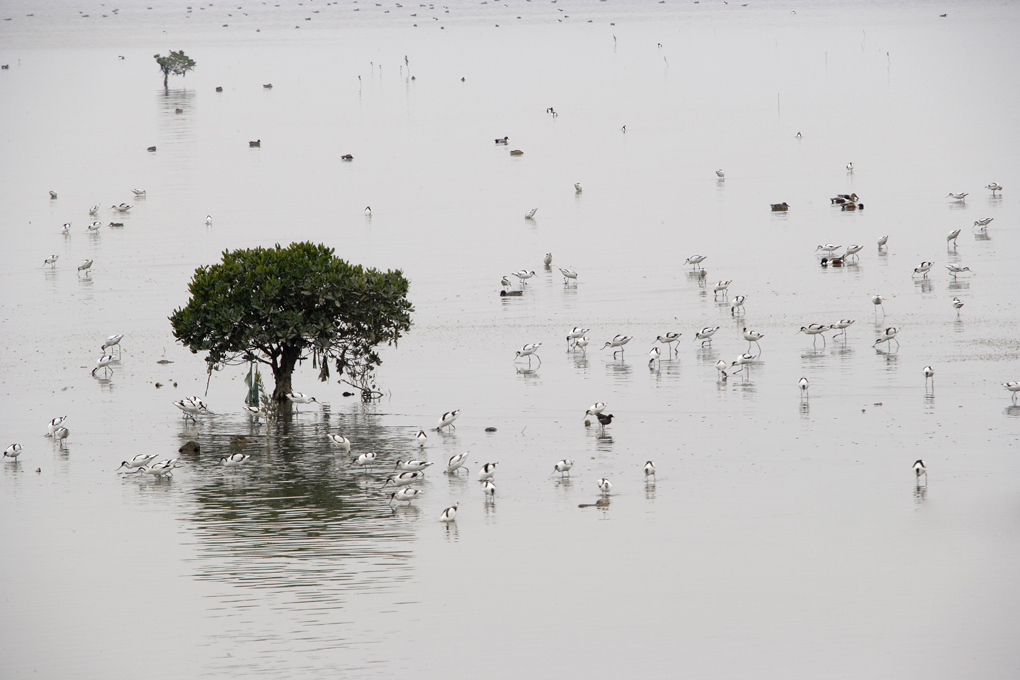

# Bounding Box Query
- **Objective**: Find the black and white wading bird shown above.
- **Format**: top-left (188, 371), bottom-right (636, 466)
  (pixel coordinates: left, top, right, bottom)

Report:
top-left (515, 343), bottom-right (542, 367)
top-left (695, 326), bottom-right (719, 347)
top-left (655, 332), bottom-right (681, 356)
top-left (602, 335), bottom-right (632, 359)
top-left (446, 452), bottom-right (469, 474)
top-left (437, 409), bottom-right (460, 431)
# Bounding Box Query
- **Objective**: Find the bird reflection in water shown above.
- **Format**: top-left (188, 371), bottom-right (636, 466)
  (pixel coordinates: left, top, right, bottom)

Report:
top-left (914, 482), bottom-right (927, 504)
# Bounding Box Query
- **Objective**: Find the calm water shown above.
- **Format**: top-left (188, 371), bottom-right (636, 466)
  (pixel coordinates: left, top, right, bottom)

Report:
top-left (2, 1), bottom-right (1020, 677)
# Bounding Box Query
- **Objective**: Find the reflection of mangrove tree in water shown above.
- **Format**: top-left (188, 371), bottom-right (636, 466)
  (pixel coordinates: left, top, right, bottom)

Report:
top-left (185, 420), bottom-right (418, 597)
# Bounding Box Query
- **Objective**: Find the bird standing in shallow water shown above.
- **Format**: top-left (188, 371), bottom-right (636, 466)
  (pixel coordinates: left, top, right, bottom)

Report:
top-left (946, 264), bottom-right (970, 279)
top-left (685, 255), bottom-right (707, 269)
top-left (478, 462), bottom-right (498, 481)
top-left (946, 192), bottom-right (968, 202)
top-left (327, 433), bottom-right (351, 453)
top-left (924, 365), bottom-right (935, 390)
top-left (116, 453), bottom-right (158, 471)
top-left (416, 430), bottom-right (428, 447)
top-left (602, 335), bottom-right (632, 359)
top-left (46, 416), bottom-right (68, 437)
top-left (913, 261), bottom-right (934, 278)
top-left (352, 452), bottom-right (377, 469)
top-left (874, 327), bottom-right (900, 349)
top-left (1004, 382), bottom-right (1020, 404)
top-left (440, 503), bottom-right (458, 522)
top-left (798, 324), bottom-right (830, 349)
top-left (43, 254), bottom-right (58, 268)
top-left (656, 332), bottom-right (681, 356)
top-left (730, 295), bottom-right (746, 316)
top-left (947, 229), bottom-right (961, 247)
top-left (512, 270), bottom-right (536, 286)
top-left (986, 182), bottom-right (1002, 194)
top-left (102, 334), bottom-right (124, 358)
top-left (447, 452), bottom-right (469, 474)
top-left (515, 343), bottom-right (542, 367)
top-left (644, 461), bottom-right (656, 478)
top-left (877, 235), bottom-right (889, 250)
top-left (559, 267), bottom-right (578, 285)
top-left (913, 460), bottom-right (927, 482)
top-left (389, 488), bottom-right (420, 506)
top-left (715, 360), bottom-right (728, 381)
top-left (567, 327), bottom-right (589, 349)
top-left (554, 460), bottom-right (573, 477)
top-left (742, 328), bottom-right (764, 354)
top-left (871, 295), bottom-right (886, 319)
top-left (78, 259), bottom-right (94, 277)
top-left (220, 453), bottom-right (251, 466)
top-left (695, 326), bottom-right (719, 347)
top-left (832, 319), bottom-right (855, 339)
top-left (597, 478), bottom-right (613, 495)
top-left (952, 297), bottom-right (964, 316)
top-left (92, 354), bottom-right (114, 376)
top-left (4, 443), bottom-right (23, 461)
top-left (396, 460), bottom-right (434, 472)
top-left (524, 208), bottom-right (538, 219)
top-left (595, 413), bottom-right (614, 434)
top-left (799, 377), bottom-right (809, 401)
top-left (437, 409), bottom-right (460, 431)
top-left (286, 392), bottom-right (319, 411)
top-left (482, 480), bottom-right (496, 502)
top-left (974, 217), bottom-right (993, 229)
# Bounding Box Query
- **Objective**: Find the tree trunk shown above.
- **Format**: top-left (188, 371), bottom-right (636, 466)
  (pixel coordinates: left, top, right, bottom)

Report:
top-left (271, 344), bottom-right (301, 404)
top-left (163, 71), bottom-right (169, 90)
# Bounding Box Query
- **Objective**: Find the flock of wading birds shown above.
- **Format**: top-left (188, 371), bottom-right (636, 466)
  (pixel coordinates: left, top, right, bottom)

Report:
top-left (7, 181), bottom-right (1018, 522)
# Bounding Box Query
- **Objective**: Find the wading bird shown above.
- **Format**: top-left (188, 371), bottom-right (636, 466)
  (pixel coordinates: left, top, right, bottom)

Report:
top-left (798, 324), bottom-right (830, 349)
top-left (602, 335), bottom-right (632, 359)
top-left (437, 409), bottom-right (460, 431)
top-left (695, 326), bottom-right (719, 347)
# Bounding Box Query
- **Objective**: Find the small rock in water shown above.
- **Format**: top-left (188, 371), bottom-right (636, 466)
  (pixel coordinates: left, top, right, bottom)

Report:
top-left (342, 391), bottom-right (355, 397)
top-left (484, 427), bottom-right (497, 432)
top-left (179, 441), bottom-right (201, 455)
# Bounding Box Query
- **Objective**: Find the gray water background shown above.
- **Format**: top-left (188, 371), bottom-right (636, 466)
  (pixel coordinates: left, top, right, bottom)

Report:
top-left (1, 0), bottom-right (1019, 677)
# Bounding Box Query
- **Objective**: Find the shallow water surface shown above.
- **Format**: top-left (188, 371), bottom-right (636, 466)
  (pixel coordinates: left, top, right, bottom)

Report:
top-left (1, 1), bottom-right (1019, 678)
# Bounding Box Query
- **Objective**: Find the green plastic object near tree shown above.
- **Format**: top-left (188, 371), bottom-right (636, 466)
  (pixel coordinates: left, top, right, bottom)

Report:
top-left (154, 50), bottom-right (196, 89)
top-left (170, 242), bottom-right (413, 404)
